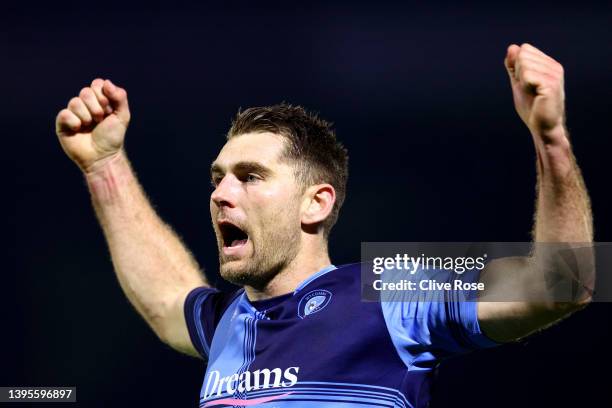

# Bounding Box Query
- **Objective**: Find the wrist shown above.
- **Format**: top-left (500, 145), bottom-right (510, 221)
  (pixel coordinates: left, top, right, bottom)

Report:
top-left (531, 123), bottom-right (569, 147)
top-left (532, 126), bottom-right (574, 179)
top-left (85, 149), bottom-right (133, 203)
top-left (83, 149), bottom-right (127, 176)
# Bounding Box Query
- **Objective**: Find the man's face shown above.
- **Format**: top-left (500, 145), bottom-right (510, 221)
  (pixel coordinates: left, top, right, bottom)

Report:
top-left (210, 132), bottom-right (303, 288)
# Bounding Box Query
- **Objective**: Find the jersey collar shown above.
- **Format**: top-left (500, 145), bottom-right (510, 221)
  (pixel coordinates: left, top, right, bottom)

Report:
top-left (293, 264), bottom-right (337, 294)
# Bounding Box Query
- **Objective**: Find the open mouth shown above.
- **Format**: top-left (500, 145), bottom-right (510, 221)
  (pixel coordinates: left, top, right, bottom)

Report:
top-left (219, 221), bottom-right (249, 248)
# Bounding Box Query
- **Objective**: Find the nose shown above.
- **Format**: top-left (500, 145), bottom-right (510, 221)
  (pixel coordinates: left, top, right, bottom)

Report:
top-left (211, 174), bottom-right (239, 208)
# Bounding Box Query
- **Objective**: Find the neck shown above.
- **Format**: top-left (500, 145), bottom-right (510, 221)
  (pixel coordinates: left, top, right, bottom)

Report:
top-left (244, 237), bottom-right (331, 301)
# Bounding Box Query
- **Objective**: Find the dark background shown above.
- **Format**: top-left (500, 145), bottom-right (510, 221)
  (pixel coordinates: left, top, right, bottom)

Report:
top-left (6, 1), bottom-right (611, 407)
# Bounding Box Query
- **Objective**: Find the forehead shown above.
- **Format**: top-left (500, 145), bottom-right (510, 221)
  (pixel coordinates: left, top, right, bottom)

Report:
top-left (214, 132), bottom-right (287, 168)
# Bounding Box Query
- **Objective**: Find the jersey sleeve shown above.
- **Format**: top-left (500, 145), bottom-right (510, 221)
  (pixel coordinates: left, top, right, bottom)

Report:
top-left (183, 287), bottom-right (240, 360)
top-left (380, 266), bottom-right (499, 368)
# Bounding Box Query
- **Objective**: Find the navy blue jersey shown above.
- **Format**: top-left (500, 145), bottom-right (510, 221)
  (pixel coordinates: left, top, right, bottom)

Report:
top-left (185, 263), bottom-right (497, 407)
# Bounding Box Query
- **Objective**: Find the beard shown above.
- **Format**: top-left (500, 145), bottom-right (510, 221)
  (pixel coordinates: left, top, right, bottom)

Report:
top-left (217, 214), bottom-right (302, 290)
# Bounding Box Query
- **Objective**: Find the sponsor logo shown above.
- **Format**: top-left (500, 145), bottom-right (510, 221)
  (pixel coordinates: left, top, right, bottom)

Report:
top-left (297, 289), bottom-right (332, 318)
top-left (202, 367), bottom-right (299, 400)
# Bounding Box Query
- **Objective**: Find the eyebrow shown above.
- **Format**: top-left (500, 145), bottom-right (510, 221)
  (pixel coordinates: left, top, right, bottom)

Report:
top-left (210, 161), bottom-right (273, 178)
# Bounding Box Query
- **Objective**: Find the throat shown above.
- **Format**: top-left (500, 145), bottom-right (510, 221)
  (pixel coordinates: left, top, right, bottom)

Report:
top-left (244, 255), bottom-right (333, 301)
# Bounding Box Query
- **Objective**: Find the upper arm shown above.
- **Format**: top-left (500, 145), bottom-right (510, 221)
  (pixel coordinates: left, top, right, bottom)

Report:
top-left (477, 257), bottom-right (591, 343)
top-left (161, 286), bottom-right (238, 359)
top-left (478, 299), bottom-right (590, 343)
top-left (155, 286), bottom-right (206, 358)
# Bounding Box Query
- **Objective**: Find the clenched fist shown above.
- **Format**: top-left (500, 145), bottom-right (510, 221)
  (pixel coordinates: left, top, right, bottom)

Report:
top-left (505, 43), bottom-right (567, 144)
top-left (56, 78), bottom-right (130, 173)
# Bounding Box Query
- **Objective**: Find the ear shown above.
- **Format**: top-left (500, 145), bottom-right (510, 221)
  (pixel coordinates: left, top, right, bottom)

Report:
top-left (300, 184), bottom-right (336, 229)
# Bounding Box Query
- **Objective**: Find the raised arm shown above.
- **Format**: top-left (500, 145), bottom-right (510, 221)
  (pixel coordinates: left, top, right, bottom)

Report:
top-left (477, 44), bottom-right (594, 342)
top-left (56, 79), bottom-right (207, 356)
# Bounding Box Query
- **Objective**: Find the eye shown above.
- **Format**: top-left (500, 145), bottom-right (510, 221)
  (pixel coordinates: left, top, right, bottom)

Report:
top-left (211, 175), bottom-right (223, 187)
top-left (245, 173), bottom-right (261, 183)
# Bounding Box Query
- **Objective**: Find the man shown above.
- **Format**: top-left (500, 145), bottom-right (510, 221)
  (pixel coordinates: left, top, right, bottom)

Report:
top-left (55, 43), bottom-right (593, 407)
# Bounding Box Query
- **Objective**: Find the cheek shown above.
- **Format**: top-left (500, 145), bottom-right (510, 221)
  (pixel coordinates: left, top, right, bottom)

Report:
top-left (262, 186), bottom-right (299, 211)
top-left (252, 190), bottom-right (300, 225)
top-left (209, 199), bottom-right (217, 217)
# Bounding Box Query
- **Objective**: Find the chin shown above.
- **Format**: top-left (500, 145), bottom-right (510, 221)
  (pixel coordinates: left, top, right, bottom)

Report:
top-left (219, 259), bottom-right (254, 285)
top-left (219, 257), bottom-right (282, 289)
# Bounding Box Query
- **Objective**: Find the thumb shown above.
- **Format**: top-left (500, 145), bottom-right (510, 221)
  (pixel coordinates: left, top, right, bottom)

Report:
top-left (504, 44), bottom-right (521, 83)
top-left (102, 79), bottom-right (131, 125)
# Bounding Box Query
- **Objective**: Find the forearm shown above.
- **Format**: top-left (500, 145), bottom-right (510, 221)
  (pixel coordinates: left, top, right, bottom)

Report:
top-left (86, 150), bottom-right (207, 339)
top-left (528, 126), bottom-right (594, 309)
top-left (479, 44), bottom-right (595, 342)
top-left (532, 126), bottom-right (593, 243)
top-left (479, 128), bottom-right (594, 342)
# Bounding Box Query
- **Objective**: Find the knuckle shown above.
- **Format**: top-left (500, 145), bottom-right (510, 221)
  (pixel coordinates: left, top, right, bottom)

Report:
top-left (518, 57), bottom-right (530, 68)
top-left (79, 87), bottom-right (92, 99)
top-left (57, 109), bottom-right (70, 121)
top-left (517, 55), bottom-right (528, 66)
top-left (68, 97), bottom-right (81, 109)
top-left (91, 104), bottom-right (104, 115)
top-left (557, 64), bottom-right (564, 74)
top-left (523, 72), bottom-right (537, 82)
top-left (57, 110), bottom-right (78, 128)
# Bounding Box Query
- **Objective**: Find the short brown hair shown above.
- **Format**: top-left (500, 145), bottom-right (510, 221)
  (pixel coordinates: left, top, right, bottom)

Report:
top-left (227, 103), bottom-right (349, 236)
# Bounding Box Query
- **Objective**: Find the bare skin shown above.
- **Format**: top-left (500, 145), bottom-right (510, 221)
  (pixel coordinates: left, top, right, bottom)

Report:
top-left (209, 131), bottom-right (335, 300)
top-left (477, 44), bottom-right (593, 342)
top-left (55, 43), bottom-right (593, 357)
top-left (56, 81), bottom-right (335, 357)
top-left (56, 79), bottom-right (206, 356)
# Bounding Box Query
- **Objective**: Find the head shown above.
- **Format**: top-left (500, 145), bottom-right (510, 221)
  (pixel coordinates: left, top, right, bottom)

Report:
top-left (210, 104), bottom-right (349, 289)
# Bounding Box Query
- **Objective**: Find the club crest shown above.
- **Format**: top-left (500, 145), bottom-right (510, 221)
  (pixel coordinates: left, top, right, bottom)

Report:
top-left (297, 289), bottom-right (332, 319)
